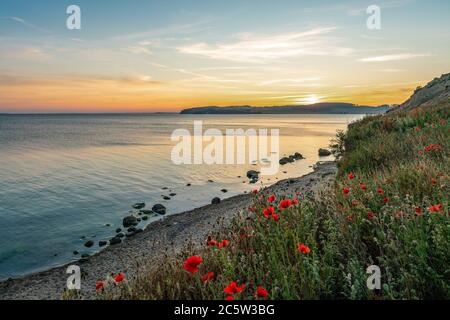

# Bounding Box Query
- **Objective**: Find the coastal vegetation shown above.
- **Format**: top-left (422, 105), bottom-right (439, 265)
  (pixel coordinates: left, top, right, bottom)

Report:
top-left (95, 101), bottom-right (449, 300)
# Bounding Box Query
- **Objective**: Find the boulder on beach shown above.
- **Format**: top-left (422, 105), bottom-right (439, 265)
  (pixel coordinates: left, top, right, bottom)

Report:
top-left (99, 241), bottom-right (107, 247)
top-left (123, 215), bottom-right (139, 228)
top-left (116, 232), bottom-right (125, 238)
top-left (279, 157), bottom-right (289, 165)
top-left (318, 148), bottom-right (332, 156)
top-left (293, 152), bottom-right (304, 160)
top-left (132, 203), bottom-right (145, 210)
top-left (115, 228), bottom-right (122, 233)
top-left (211, 197), bottom-right (221, 205)
top-left (84, 240), bottom-right (94, 248)
top-left (109, 237), bottom-right (122, 245)
top-left (246, 170), bottom-right (259, 180)
top-left (152, 204), bottom-right (167, 215)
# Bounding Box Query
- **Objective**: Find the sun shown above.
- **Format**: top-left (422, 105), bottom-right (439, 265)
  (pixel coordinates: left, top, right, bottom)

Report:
top-left (304, 95), bottom-right (320, 104)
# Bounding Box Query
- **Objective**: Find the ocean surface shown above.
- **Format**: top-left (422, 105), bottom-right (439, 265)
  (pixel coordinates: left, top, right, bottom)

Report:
top-left (0, 114), bottom-right (363, 280)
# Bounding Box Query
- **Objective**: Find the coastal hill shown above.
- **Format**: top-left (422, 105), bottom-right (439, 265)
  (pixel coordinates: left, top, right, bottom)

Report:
top-left (395, 72), bottom-right (450, 111)
top-left (180, 102), bottom-right (389, 115)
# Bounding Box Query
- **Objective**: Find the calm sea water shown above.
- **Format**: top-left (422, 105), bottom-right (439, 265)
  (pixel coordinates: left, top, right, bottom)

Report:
top-left (0, 114), bottom-right (362, 279)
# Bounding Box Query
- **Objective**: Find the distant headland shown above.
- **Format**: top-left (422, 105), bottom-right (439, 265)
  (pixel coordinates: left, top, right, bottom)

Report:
top-left (180, 102), bottom-right (390, 115)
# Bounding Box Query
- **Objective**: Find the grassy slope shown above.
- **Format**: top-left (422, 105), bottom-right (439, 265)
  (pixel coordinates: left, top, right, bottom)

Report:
top-left (101, 103), bottom-right (449, 300)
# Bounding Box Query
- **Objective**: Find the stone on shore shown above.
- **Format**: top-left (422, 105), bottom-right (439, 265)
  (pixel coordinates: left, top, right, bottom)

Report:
top-left (109, 237), bottom-right (122, 245)
top-left (318, 148), bottom-right (332, 156)
top-left (99, 241), bottom-right (107, 247)
top-left (132, 203), bottom-right (145, 210)
top-left (84, 240), bottom-right (94, 248)
top-left (123, 216), bottom-right (139, 228)
top-left (211, 197), bottom-right (221, 205)
top-left (152, 204), bottom-right (166, 215)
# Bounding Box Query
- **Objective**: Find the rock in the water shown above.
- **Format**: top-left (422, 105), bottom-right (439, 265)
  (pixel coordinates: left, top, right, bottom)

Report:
top-left (293, 152), bottom-right (304, 160)
top-left (162, 196), bottom-right (171, 200)
top-left (169, 193), bottom-right (177, 197)
top-left (109, 237), bottom-right (122, 245)
top-left (73, 250), bottom-right (79, 255)
top-left (127, 227), bottom-right (137, 233)
top-left (279, 157), bottom-right (289, 165)
top-left (186, 183), bottom-right (191, 186)
top-left (123, 215), bottom-right (138, 228)
top-left (162, 187), bottom-right (168, 190)
top-left (140, 210), bottom-right (153, 215)
top-left (211, 197), bottom-right (221, 205)
top-left (81, 253), bottom-right (90, 259)
top-left (115, 228), bottom-right (122, 233)
top-left (132, 203), bottom-right (146, 210)
top-left (142, 216), bottom-right (149, 221)
top-left (84, 240), bottom-right (94, 248)
top-left (246, 170), bottom-right (259, 180)
top-left (318, 148), bottom-right (332, 156)
top-left (152, 204), bottom-right (167, 215)
top-left (116, 232), bottom-right (125, 238)
top-left (99, 241), bottom-right (107, 247)
top-left (221, 189), bottom-right (228, 193)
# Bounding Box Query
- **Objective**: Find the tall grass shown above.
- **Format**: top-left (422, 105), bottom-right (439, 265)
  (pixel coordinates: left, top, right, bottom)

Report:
top-left (100, 103), bottom-right (449, 300)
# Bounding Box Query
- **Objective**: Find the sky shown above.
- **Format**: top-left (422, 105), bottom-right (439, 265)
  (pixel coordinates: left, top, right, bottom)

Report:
top-left (0, 0), bottom-right (449, 113)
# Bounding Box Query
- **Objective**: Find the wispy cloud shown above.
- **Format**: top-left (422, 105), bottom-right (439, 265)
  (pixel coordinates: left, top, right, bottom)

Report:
top-left (258, 77), bottom-right (322, 86)
top-left (359, 53), bottom-right (431, 62)
top-left (4, 16), bottom-right (49, 33)
top-left (178, 27), bottom-right (353, 62)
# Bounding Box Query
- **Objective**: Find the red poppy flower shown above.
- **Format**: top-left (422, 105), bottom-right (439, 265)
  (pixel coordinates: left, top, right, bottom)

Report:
top-left (252, 189), bottom-right (258, 194)
top-left (183, 255), bottom-right (203, 273)
top-left (201, 272), bottom-right (215, 282)
top-left (296, 243), bottom-right (311, 254)
top-left (115, 272), bottom-right (125, 283)
top-left (279, 199), bottom-right (292, 210)
top-left (418, 151), bottom-right (424, 156)
top-left (219, 240), bottom-right (230, 248)
top-left (225, 296), bottom-right (235, 301)
top-left (207, 240), bottom-right (217, 246)
top-left (367, 212), bottom-right (375, 220)
top-left (342, 187), bottom-right (350, 195)
top-left (263, 206), bottom-right (275, 218)
top-left (428, 204), bottom-right (443, 213)
top-left (348, 172), bottom-right (355, 180)
top-left (415, 207), bottom-right (423, 216)
top-left (96, 280), bottom-right (105, 291)
top-left (293, 198), bottom-right (299, 205)
top-left (377, 188), bottom-right (384, 195)
top-left (359, 183), bottom-right (367, 191)
top-left (272, 214), bottom-right (280, 222)
top-left (224, 281), bottom-right (246, 295)
top-left (256, 286), bottom-right (269, 298)
top-left (267, 195), bottom-right (275, 203)
top-left (346, 215), bottom-right (354, 222)
top-left (383, 197), bottom-right (389, 204)
top-left (431, 178), bottom-right (438, 184)
top-left (424, 144), bottom-right (442, 152)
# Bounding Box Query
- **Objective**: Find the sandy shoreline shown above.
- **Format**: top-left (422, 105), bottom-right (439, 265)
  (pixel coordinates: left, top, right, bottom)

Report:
top-left (0, 161), bottom-right (337, 300)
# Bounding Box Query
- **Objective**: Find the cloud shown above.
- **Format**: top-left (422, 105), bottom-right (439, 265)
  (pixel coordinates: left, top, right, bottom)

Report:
top-left (122, 46), bottom-right (152, 55)
top-left (5, 16), bottom-right (50, 33)
top-left (359, 53), bottom-right (431, 62)
top-left (177, 27), bottom-right (353, 62)
top-left (258, 77), bottom-right (322, 86)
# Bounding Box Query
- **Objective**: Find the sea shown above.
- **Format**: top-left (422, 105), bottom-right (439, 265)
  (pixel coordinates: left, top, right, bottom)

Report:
top-left (0, 113), bottom-right (363, 279)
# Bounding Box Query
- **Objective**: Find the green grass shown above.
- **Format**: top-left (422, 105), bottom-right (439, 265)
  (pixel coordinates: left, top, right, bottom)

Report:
top-left (99, 103), bottom-right (450, 300)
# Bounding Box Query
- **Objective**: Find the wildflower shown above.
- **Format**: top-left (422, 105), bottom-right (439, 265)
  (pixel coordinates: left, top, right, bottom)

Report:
top-left (346, 215), bottom-right (354, 222)
top-left (293, 198), bottom-right (299, 205)
top-left (296, 243), bottom-right (311, 254)
top-left (224, 281), bottom-right (246, 295)
top-left (418, 151), bottom-right (424, 156)
top-left (367, 212), bottom-right (375, 220)
top-left (352, 199), bottom-right (359, 207)
top-left (377, 188), bottom-right (385, 195)
top-left (183, 255), bottom-right (203, 273)
top-left (96, 280), bottom-right (105, 291)
top-left (201, 272), bottom-right (215, 282)
top-left (263, 206), bottom-right (275, 218)
top-left (252, 189), bottom-right (258, 194)
top-left (279, 199), bottom-right (292, 210)
top-left (218, 240), bottom-right (230, 248)
top-left (415, 207), bottom-right (423, 216)
top-left (267, 195), bottom-right (275, 203)
top-left (383, 197), bottom-right (389, 204)
top-left (272, 214), bottom-right (280, 222)
top-left (428, 204), bottom-right (443, 213)
top-left (115, 272), bottom-right (125, 283)
top-left (342, 187), bottom-right (350, 195)
top-left (256, 286), bottom-right (269, 298)
top-left (359, 183), bottom-right (367, 191)
top-left (348, 172), bottom-right (355, 180)
top-left (225, 296), bottom-right (235, 301)
top-left (431, 178), bottom-right (438, 184)
top-left (424, 144), bottom-right (442, 152)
